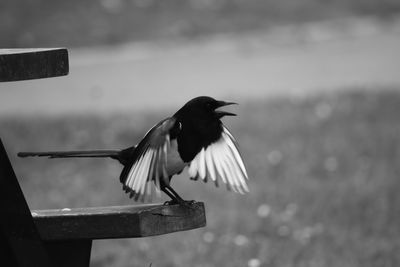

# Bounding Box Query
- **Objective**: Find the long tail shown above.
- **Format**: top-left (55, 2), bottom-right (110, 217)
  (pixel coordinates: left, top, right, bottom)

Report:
top-left (18, 150), bottom-right (121, 159)
top-left (18, 146), bottom-right (136, 166)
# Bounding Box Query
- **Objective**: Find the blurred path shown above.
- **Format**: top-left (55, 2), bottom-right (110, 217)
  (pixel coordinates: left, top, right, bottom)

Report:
top-left (1, 20), bottom-right (400, 115)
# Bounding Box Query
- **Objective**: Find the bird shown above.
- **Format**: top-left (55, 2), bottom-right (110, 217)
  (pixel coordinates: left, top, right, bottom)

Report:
top-left (18, 96), bottom-right (249, 205)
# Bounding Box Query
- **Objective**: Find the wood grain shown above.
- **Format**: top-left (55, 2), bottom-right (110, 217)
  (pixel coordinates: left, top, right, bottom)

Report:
top-left (0, 48), bottom-right (69, 82)
top-left (33, 202), bottom-right (206, 241)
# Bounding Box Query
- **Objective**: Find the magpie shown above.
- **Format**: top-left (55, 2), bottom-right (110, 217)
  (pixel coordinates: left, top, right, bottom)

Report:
top-left (18, 96), bottom-right (249, 205)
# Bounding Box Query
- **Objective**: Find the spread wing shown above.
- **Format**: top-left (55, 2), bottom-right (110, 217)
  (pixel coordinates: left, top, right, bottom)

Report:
top-left (188, 126), bottom-right (249, 194)
top-left (120, 117), bottom-right (177, 201)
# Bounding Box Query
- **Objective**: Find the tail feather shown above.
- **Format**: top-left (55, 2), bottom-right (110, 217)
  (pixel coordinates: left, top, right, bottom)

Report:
top-left (18, 150), bottom-right (121, 159)
top-left (18, 146), bottom-right (136, 166)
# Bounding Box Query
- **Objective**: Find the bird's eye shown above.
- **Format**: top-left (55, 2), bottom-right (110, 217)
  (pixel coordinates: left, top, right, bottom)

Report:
top-left (205, 102), bottom-right (212, 109)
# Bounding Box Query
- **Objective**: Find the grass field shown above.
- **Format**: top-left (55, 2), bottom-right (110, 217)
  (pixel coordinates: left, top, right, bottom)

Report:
top-left (2, 0), bottom-right (400, 47)
top-left (1, 90), bottom-right (399, 267)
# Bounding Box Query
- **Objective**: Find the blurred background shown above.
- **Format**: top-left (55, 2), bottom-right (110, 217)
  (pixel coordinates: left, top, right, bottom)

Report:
top-left (1, 0), bottom-right (400, 266)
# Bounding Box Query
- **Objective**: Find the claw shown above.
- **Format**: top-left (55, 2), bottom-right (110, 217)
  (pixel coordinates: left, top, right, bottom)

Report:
top-left (163, 199), bottom-right (179, 206)
top-left (179, 200), bottom-right (196, 210)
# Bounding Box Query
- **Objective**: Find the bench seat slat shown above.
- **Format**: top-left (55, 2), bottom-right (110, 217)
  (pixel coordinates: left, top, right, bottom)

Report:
top-left (33, 203), bottom-right (206, 241)
top-left (0, 48), bottom-right (69, 82)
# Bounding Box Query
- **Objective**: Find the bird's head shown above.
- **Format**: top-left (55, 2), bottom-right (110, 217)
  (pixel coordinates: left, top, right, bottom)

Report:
top-left (175, 96), bottom-right (237, 122)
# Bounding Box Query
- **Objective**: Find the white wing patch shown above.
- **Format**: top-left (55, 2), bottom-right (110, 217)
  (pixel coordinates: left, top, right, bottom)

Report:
top-left (188, 126), bottom-right (249, 194)
top-left (123, 119), bottom-right (174, 201)
top-left (124, 135), bottom-right (186, 201)
top-left (124, 145), bottom-right (167, 200)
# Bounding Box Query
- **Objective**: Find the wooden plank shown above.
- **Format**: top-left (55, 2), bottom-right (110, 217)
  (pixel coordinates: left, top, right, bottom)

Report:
top-left (0, 139), bottom-right (52, 266)
top-left (44, 240), bottom-right (92, 267)
top-left (0, 48), bottom-right (69, 82)
top-left (33, 203), bottom-right (206, 241)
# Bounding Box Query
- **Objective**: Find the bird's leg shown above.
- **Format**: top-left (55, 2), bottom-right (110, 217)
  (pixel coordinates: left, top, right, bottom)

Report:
top-left (165, 185), bottom-right (195, 206)
top-left (165, 185), bottom-right (184, 201)
top-left (161, 185), bottom-right (195, 208)
top-left (161, 186), bottom-right (180, 205)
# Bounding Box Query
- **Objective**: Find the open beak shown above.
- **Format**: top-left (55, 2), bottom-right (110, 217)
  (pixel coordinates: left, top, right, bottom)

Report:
top-left (215, 101), bottom-right (237, 118)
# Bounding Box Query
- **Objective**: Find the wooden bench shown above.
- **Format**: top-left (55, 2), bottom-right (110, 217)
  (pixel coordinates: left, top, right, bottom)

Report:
top-left (0, 48), bottom-right (206, 267)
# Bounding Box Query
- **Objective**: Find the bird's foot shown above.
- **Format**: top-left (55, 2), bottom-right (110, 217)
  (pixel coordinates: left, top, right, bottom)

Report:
top-left (163, 199), bottom-right (179, 206)
top-left (163, 199), bottom-right (196, 209)
top-left (178, 199), bottom-right (196, 209)
top-left (183, 200), bottom-right (196, 205)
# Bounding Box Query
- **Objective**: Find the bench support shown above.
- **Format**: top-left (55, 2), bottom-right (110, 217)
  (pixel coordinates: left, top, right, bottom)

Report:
top-left (44, 240), bottom-right (92, 267)
top-left (0, 139), bottom-right (52, 266)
